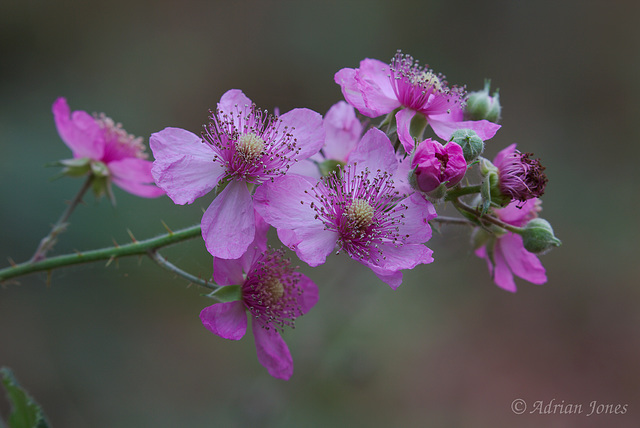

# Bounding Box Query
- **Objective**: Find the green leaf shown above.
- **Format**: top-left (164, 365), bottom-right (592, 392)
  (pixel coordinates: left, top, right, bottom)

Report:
top-left (1, 367), bottom-right (50, 428)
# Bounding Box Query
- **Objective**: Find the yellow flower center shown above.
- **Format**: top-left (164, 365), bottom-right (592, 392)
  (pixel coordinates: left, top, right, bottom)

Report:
top-left (264, 276), bottom-right (284, 303)
top-left (346, 198), bottom-right (375, 230)
top-left (236, 132), bottom-right (265, 161)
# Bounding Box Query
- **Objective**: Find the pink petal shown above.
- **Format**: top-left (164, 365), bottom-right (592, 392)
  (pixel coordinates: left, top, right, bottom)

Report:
top-left (368, 242), bottom-right (434, 274)
top-left (253, 176), bottom-right (318, 230)
top-left (335, 68), bottom-right (376, 117)
top-left (348, 128), bottom-right (398, 175)
top-left (499, 233), bottom-right (547, 285)
top-left (202, 180), bottom-right (255, 259)
top-left (496, 197), bottom-right (539, 226)
top-left (322, 101), bottom-right (362, 162)
top-left (150, 127), bottom-right (224, 205)
top-left (252, 320), bottom-right (294, 380)
top-left (52, 97), bottom-right (104, 159)
top-left (356, 58), bottom-right (401, 115)
top-left (200, 301), bottom-right (247, 340)
top-left (369, 266), bottom-right (403, 290)
top-left (108, 158), bottom-right (165, 198)
top-left (295, 274), bottom-right (319, 315)
top-left (395, 108), bottom-right (418, 152)
top-left (213, 257), bottom-right (245, 286)
top-left (218, 89), bottom-right (253, 129)
top-left (491, 240), bottom-right (518, 292)
top-left (396, 193), bottom-right (437, 243)
top-left (429, 117), bottom-right (501, 141)
top-left (292, 225), bottom-right (338, 267)
top-left (278, 108), bottom-right (325, 160)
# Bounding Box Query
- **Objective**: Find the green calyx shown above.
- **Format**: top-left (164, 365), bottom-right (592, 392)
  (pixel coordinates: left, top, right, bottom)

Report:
top-left (449, 129), bottom-right (485, 162)
top-left (519, 218), bottom-right (562, 254)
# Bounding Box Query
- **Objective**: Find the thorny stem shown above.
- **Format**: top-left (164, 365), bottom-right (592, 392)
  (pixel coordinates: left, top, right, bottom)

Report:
top-left (1, 224), bottom-right (202, 283)
top-left (147, 250), bottom-right (221, 295)
top-left (30, 175), bottom-right (94, 263)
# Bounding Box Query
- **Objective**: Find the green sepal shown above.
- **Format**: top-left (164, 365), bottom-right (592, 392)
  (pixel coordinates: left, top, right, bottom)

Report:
top-left (519, 218), bottom-right (562, 254)
top-left (90, 161), bottom-right (110, 178)
top-left (318, 159), bottom-right (345, 177)
top-left (1, 367), bottom-right (50, 428)
top-left (59, 157), bottom-right (92, 177)
top-left (209, 285), bottom-right (242, 303)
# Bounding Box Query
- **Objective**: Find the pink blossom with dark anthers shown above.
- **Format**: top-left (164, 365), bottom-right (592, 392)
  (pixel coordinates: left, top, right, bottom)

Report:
top-left (475, 198), bottom-right (547, 292)
top-left (254, 128), bottom-right (436, 289)
top-left (334, 51), bottom-right (501, 151)
top-left (411, 138), bottom-right (467, 193)
top-left (150, 89), bottom-right (324, 259)
top-left (494, 143), bottom-right (547, 203)
top-left (200, 216), bottom-right (318, 380)
top-left (52, 97), bottom-right (164, 198)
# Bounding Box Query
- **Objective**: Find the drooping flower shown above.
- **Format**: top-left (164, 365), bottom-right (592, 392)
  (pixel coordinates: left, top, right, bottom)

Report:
top-left (52, 97), bottom-right (165, 199)
top-left (254, 128), bottom-right (436, 289)
top-left (334, 51), bottom-right (501, 151)
top-left (493, 143), bottom-right (547, 203)
top-left (200, 215), bottom-right (318, 380)
top-left (150, 89), bottom-right (324, 259)
top-left (474, 198), bottom-right (547, 292)
top-left (411, 138), bottom-right (467, 193)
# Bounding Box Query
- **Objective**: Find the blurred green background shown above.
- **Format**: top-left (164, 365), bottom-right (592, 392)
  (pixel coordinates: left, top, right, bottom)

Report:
top-left (1, 1), bottom-right (639, 427)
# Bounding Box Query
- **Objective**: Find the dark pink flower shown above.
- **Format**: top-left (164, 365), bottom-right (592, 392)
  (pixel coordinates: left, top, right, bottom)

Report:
top-left (254, 128), bottom-right (436, 289)
top-left (52, 97), bottom-right (164, 198)
top-left (200, 216), bottom-right (318, 380)
top-left (475, 199), bottom-right (547, 292)
top-left (411, 138), bottom-right (467, 193)
top-left (334, 52), bottom-right (501, 151)
top-left (150, 90), bottom-right (324, 259)
top-left (494, 143), bottom-right (547, 203)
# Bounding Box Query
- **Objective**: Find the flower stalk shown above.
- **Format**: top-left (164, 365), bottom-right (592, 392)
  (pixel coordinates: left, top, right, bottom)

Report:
top-left (1, 225), bottom-right (202, 283)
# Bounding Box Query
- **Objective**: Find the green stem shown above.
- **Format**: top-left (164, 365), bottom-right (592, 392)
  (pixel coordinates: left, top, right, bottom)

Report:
top-left (1, 224), bottom-right (202, 283)
top-left (452, 200), bottom-right (523, 234)
top-left (430, 216), bottom-right (474, 226)
top-left (147, 250), bottom-right (221, 294)
top-left (444, 184), bottom-right (482, 201)
top-left (30, 175), bottom-right (94, 262)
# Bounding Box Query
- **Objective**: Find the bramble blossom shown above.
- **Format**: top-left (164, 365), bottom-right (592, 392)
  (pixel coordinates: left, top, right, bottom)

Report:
top-left (334, 51), bottom-right (501, 151)
top-left (411, 138), bottom-right (467, 193)
top-left (493, 143), bottom-right (547, 203)
top-left (474, 198), bottom-right (547, 292)
top-left (52, 97), bottom-right (164, 199)
top-left (150, 90), bottom-right (324, 259)
top-left (200, 215), bottom-right (318, 380)
top-left (254, 128), bottom-right (436, 289)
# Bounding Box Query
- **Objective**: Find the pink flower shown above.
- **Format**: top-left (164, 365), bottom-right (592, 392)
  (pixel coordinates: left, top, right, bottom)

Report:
top-left (475, 199), bottom-right (547, 292)
top-left (494, 143), bottom-right (547, 203)
top-left (200, 215), bottom-right (318, 380)
top-left (334, 51), bottom-right (501, 151)
top-left (411, 138), bottom-right (467, 193)
top-left (150, 89), bottom-right (324, 259)
top-left (254, 128), bottom-right (436, 289)
top-left (52, 97), bottom-right (164, 198)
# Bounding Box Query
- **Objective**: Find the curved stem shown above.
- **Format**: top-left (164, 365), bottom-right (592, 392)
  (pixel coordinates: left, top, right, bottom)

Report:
top-left (147, 250), bottom-right (220, 293)
top-left (30, 175), bottom-right (94, 262)
top-left (430, 216), bottom-right (474, 226)
top-left (444, 184), bottom-right (482, 201)
top-left (452, 200), bottom-right (523, 234)
top-left (1, 224), bottom-right (202, 283)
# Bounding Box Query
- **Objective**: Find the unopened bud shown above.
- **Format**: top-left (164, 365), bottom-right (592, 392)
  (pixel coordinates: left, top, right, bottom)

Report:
top-left (449, 129), bottom-right (485, 162)
top-left (465, 79), bottom-right (501, 123)
top-left (520, 218), bottom-right (561, 254)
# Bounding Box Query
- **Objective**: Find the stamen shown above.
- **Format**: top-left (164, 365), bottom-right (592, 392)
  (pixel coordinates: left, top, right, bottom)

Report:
top-left (346, 198), bottom-right (374, 230)
top-left (236, 132), bottom-right (265, 161)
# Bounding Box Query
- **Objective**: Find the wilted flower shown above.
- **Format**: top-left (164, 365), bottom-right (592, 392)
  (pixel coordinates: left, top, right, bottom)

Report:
top-left (494, 143), bottom-right (547, 203)
top-left (474, 198), bottom-right (547, 292)
top-left (52, 97), bottom-right (164, 200)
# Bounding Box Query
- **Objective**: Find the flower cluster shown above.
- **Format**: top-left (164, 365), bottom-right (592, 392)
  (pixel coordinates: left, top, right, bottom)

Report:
top-left (44, 51), bottom-right (558, 379)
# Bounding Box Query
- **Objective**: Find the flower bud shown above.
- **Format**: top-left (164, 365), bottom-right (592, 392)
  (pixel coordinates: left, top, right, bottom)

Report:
top-left (465, 79), bottom-right (501, 123)
top-left (449, 129), bottom-right (485, 162)
top-left (520, 218), bottom-right (561, 254)
top-left (410, 138), bottom-right (467, 193)
top-left (494, 144), bottom-right (547, 203)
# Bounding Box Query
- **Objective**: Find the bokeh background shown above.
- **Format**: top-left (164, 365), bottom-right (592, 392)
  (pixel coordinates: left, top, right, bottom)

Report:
top-left (1, 1), bottom-right (639, 427)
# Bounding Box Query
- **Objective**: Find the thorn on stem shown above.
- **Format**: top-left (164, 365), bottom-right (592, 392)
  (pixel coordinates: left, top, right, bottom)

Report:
top-left (8, 257), bottom-right (16, 267)
top-left (127, 229), bottom-right (138, 243)
top-left (161, 220), bottom-right (174, 235)
top-left (105, 256), bottom-right (116, 267)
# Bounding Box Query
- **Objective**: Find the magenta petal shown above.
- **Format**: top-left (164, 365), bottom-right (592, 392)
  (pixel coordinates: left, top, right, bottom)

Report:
top-left (322, 101), bottom-right (362, 162)
top-left (252, 320), bottom-right (293, 380)
top-left (429, 117), bottom-right (501, 141)
top-left (52, 97), bottom-right (104, 159)
top-left (356, 58), bottom-right (400, 115)
top-left (253, 176), bottom-right (318, 230)
top-left (335, 68), bottom-right (375, 117)
top-left (396, 193), bottom-right (437, 243)
top-left (395, 108), bottom-right (418, 152)
top-left (108, 158), bottom-right (165, 198)
top-left (218, 89), bottom-right (253, 127)
top-left (369, 266), bottom-right (403, 290)
top-left (202, 180), bottom-right (255, 259)
top-left (296, 274), bottom-right (319, 315)
top-left (293, 226), bottom-right (338, 267)
top-left (493, 143), bottom-right (518, 166)
top-left (200, 301), bottom-right (247, 340)
top-left (491, 240), bottom-right (517, 292)
top-left (150, 127), bottom-right (224, 205)
top-left (348, 128), bottom-right (398, 175)
top-left (278, 108), bottom-right (324, 160)
top-left (213, 257), bottom-right (245, 286)
top-left (499, 233), bottom-right (547, 285)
